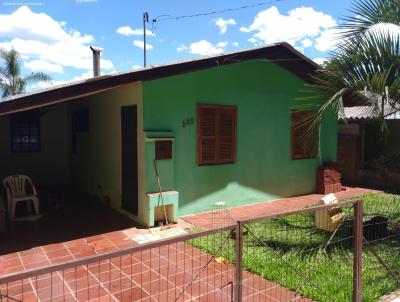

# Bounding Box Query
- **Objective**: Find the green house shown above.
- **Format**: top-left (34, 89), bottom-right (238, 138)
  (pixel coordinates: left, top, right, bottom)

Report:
top-left (0, 43), bottom-right (337, 226)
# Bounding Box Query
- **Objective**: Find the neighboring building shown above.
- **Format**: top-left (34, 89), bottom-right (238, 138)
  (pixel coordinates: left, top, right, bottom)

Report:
top-left (0, 43), bottom-right (338, 226)
top-left (337, 104), bottom-right (400, 186)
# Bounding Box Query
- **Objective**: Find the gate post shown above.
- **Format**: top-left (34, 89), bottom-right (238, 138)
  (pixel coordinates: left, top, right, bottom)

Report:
top-left (353, 200), bottom-right (363, 302)
top-left (234, 221), bottom-right (243, 302)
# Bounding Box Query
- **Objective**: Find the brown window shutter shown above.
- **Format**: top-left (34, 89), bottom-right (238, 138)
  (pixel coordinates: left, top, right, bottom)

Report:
top-left (291, 111), bottom-right (306, 159)
top-left (198, 106), bottom-right (217, 164)
top-left (216, 107), bottom-right (236, 163)
top-left (291, 111), bottom-right (318, 159)
top-left (197, 104), bottom-right (237, 165)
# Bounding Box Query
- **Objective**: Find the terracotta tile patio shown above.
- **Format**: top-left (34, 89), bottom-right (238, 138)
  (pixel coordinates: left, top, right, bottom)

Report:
top-left (182, 187), bottom-right (375, 229)
top-left (0, 187), bottom-right (376, 301)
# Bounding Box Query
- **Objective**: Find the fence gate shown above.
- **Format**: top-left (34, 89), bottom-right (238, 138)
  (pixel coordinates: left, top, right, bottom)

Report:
top-left (234, 200), bottom-right (363, 302)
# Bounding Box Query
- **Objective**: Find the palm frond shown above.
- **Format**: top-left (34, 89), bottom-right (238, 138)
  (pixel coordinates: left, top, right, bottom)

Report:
top-left (0, 48), bottom-right (52, 98)
top-left (295, 27), bottom-right (400, 136)
top-left (24, 72), bottom-right (52, 84)
top-left (339, 0), bottom-right (400, 39)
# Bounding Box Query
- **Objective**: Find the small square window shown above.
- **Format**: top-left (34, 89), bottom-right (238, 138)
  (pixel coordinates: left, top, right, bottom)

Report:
top-left (155, 140), bottom-right (172, 160)
top-left (10, 114), bottom-right (41, 153)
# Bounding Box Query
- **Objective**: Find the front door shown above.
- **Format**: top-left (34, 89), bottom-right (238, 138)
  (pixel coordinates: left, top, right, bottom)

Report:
top-left (121, 105), bottom-right (138, 215)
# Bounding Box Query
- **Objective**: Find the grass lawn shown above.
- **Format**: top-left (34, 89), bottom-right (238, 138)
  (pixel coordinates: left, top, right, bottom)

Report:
top-left (191, 193), bottom-right (400, 302)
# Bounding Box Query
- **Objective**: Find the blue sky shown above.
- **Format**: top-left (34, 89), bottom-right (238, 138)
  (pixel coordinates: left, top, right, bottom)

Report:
top-left (0, 0), bottom-right (353, 89)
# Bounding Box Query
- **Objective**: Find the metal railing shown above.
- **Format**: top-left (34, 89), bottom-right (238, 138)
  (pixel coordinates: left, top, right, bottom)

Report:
top-left (0, 200), bottom-right (363, 302)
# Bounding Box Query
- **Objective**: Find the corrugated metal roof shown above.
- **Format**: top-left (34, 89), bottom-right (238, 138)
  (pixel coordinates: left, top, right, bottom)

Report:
top-left (340, 92), bottom-right (400, 120)
top-left (340, 105), bottom-right (400, 120)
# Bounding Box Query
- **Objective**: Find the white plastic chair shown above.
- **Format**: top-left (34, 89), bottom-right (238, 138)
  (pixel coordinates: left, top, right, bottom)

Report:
top-left (3, 175), bottom-right (39, 219)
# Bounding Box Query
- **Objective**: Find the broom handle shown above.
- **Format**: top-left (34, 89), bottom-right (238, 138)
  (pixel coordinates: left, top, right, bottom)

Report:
top-left (153, 159), bottom-right (169, 225)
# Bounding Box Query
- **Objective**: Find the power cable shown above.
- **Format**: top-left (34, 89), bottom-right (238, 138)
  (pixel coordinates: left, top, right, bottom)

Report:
top-left (152, 0), bottom-right (286, 23)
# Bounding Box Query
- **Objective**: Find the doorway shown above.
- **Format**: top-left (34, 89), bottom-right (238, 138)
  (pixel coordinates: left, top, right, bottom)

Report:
top-left (121, 105), bottom-right (138, 215)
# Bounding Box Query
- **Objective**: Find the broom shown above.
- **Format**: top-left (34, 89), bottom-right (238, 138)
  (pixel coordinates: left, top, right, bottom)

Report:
top-left (153, 159), bottom-right (174, 229)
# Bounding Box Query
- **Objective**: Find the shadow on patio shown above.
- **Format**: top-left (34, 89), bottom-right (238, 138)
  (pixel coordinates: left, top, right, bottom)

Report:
top-left (0, 188), bottom-right (140, 255)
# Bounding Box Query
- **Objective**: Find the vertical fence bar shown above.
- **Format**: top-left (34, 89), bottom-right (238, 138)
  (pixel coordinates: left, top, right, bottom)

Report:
top-left (234, 221), bottom-right (243, 302)
top-left (353, 200), bottom-right (363, 302)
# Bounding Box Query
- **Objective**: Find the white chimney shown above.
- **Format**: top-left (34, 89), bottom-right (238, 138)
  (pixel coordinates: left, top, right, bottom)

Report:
top-left (90, 46), bottom-right (103, 77)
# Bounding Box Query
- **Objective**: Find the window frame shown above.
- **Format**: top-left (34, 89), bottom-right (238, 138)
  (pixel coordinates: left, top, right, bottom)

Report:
top-left (71, 107), bottom-right (90, 154)
top-left (196, 103), bottom-right (237, 166)
top-left (10, 113), bottom-right (41, 153)
top-left (291, 110), bottom-right (319, 160)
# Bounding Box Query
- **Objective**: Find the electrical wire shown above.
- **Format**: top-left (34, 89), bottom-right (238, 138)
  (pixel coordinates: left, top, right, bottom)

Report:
top-left (152, 0), bottom-right (286, 23)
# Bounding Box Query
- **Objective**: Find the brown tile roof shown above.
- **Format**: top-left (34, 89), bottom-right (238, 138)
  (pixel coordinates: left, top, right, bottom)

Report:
top-left (0, 42), bottom-right (318, 116)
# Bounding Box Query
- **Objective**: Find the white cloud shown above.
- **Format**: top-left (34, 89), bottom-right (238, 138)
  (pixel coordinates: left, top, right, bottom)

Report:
top-left (214, 18), bottom-right (236, 34)
top-left (240, 6), bottom-right (337, 51)
top-left (34, 69), bottom-right (108, 89)
top-left (216, 41), bottom-right (228, 48)
top-left (34, 71), bottom-right (92, 89)
top-left (68, 70), bottom-right (93, 81)
top-left (313, 57), bottom-right (328, 65)
top-left (188, 40), bottom-right (227, 56)
top-left (314, 28), bottom-right (341, 52)
top-left (116, 26), bottom-right (155, 37)
top-left (24, 60), bottom-right (63, 73)
top-left (177, 44), bottom-right (187, 52)
top-left (133, 40), bottom-right (154, 50)
top-left (231, 42), bottom-right (239, 47)
top-left (313, 23), bottom-right (400, 53)
top-left (301, 38), bottom-right (313, 48)
top-left (0, 6), bottom-right (113, 73)
top-left (132, 65), bottom-right (142, 70)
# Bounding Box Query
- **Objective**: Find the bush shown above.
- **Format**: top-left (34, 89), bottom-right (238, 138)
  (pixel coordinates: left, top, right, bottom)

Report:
top-left (370, 152), bottom-right (400, 172)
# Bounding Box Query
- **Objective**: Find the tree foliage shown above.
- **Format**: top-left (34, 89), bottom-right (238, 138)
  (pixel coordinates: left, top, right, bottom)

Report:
top-left (0, 48), bottom-right (51, 98)
top-left (296, 0), bottom-right (400, 137)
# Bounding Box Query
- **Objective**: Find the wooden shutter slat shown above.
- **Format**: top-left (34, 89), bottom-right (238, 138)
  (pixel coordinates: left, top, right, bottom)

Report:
top-left (198, 106), bottom-right (217, 163)
top-left (201, 138), bottom-right (216, 162)
top-left (217, 108), bottom-right (235, 162)
top-left (291, 111), bottom-right (318, 159)
top-left (197, 104), bottom-right (236, 165)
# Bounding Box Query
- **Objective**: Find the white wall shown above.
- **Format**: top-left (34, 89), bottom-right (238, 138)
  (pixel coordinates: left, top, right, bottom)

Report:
top-left (68, 82), bottom-right (147, 224)
top-left (0, 103), bottom-right (70, 186)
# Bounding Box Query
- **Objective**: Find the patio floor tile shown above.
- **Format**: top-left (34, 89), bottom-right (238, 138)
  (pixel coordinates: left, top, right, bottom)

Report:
top-left (0, 186), bottom-right (376, 301)
top-left (183, 186), bottom-right (377, 229)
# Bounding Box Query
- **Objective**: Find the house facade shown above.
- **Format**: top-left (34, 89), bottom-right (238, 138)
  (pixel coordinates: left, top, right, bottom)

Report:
top-left (0, 43), bottom-right (337, 226)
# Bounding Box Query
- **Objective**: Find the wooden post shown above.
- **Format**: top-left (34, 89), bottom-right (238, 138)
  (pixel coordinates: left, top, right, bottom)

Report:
top-left (234, 222), bottom-right (243, 302)
top-left (353, 200), bottom-right (363, 302)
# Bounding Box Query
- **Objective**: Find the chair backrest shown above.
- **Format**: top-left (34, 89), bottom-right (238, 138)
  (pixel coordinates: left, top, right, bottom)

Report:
top-left (3, 175), bottom-right (34, 196)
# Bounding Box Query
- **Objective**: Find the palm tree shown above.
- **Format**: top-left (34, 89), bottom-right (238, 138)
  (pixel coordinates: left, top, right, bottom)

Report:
top-left (296, 0), bottom-right (400, 139)
top-left (0, 48), bottom-right (51, 98)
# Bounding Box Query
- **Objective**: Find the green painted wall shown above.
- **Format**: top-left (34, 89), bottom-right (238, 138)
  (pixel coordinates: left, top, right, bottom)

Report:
top-left (143, 61), bottom-right (337, 216)
top-left (145, 141), bottom-right (174, 193)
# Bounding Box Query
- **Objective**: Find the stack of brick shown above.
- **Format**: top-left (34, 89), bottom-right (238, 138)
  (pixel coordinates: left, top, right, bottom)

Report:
top-left (316, 164), bottom-right (342, 194)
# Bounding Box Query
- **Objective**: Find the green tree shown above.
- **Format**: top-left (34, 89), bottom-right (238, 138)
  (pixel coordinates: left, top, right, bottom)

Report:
top-left (0, 48), bottom-right (51, 98)
top-left (297, 0), bottom-right (400, 137)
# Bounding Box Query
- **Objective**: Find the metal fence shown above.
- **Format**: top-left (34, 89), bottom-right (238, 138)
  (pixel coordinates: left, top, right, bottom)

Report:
top-left (0, 200), bottom-right (364, 302)
top-left (360, 194), bottom-right (400, 301)
top-left (236, 200), bottom-right (362, 302)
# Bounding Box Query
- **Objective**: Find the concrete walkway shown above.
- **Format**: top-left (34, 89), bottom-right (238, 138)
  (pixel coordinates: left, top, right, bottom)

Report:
top-left (0, 187), bottom-right (376, 301)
